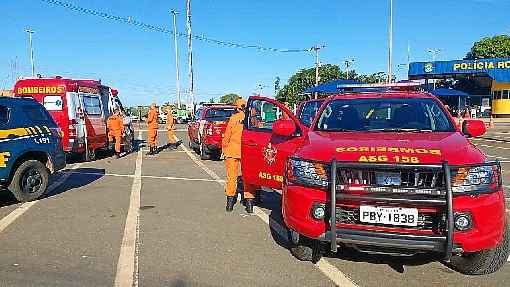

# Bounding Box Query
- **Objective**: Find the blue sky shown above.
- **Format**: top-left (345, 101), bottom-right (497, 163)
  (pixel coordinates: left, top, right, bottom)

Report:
top-left (1, 0), bottom-right (509, 106)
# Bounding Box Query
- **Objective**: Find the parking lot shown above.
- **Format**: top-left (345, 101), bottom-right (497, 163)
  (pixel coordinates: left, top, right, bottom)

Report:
top-left (0, 123), bottom-right (509, 287)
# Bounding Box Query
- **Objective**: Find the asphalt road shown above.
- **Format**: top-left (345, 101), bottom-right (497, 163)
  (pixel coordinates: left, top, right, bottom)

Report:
top-left (0, 123), bottom-right (508, 287)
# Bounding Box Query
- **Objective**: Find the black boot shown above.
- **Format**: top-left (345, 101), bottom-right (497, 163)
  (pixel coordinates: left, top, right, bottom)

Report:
top-left (245, 199), bottom-right (254, 214)
top-left (255, 190), bottom-right (263, 205)
top-left (226, 196), bottom-right (236, 212)
top-left (115, 152), bottom-right (120, 159)
top-left (148, 146), bottom-right (154, 155)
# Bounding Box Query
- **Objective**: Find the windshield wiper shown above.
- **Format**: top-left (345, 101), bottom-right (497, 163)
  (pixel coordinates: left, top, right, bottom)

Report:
top-left (367, 128), bottom-right (433, 133)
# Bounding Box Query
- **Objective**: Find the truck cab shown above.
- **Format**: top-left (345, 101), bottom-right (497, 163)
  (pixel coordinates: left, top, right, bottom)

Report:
top-left (241, 92), bottom-right (508, 275)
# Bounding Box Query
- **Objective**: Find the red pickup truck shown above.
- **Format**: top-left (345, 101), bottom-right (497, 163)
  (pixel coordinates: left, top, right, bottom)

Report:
top-left (240, 92), bottom-right (508, 275)
top-left (188, 105), bottom-right (236, 160)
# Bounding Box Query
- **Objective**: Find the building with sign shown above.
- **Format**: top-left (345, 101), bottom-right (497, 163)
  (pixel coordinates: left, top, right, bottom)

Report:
top-left (409, 58), bottom-right (510, 117)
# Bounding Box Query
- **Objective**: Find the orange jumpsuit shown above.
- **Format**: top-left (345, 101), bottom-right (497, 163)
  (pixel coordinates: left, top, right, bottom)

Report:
top-left (146, 107), bottom-right (159, 148)
top-left (107, 114), bottom-right (124, 153)
top-left (222, 111), bottom-right (257, 199)
top-left (166, 112), bottom-right (176, 144)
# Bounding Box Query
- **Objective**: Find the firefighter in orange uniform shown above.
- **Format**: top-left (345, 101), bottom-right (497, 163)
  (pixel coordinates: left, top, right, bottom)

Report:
top-left (146, 103), bottom-right (159, 155)
top-left (107, 109), bottom-right (124, 159)
top-left (222, 98), bottom-right (257, 213)
top-left (166, 106), bottom-right (177, 149)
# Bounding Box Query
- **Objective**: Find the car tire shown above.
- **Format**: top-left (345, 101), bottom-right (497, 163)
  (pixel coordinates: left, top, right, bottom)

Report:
top-left (289, 233), bottom-right (323, 263)
top-left (200, 142), bottom-right (210, 160)
top-left (450, 223), bottom-right (510, 275)
top-left (8, 160), bottom-right (50, 202)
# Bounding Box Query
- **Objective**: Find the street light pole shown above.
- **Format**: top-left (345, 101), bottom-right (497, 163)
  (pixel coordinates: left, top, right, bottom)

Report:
top-left (427, 48), bottom-right (441, 90)
top-left (170, 10), bottom-right (181, 109)
top-left (185, 0), bottom-right (194, 109)
top-left (310, 45), bottom-right (324, 99)
top-left (387, 0), bottom-right (393, 83)
top-left (25, 28), bottom-right (35, 76)
top-left (344, 59), bottom-right (355, 80)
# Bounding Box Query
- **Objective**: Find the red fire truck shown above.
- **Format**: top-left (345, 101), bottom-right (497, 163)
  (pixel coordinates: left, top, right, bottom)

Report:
top-left (14, 76), bottom-right (128, 160)
top-left (241, 90), bottom-right (508, 275)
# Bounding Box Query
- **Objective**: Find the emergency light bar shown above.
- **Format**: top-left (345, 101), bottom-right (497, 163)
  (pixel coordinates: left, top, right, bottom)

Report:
top-left (336, 82), bottom-right (421, 89)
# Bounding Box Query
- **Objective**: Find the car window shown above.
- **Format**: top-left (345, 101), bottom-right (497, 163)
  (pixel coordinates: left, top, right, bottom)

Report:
top-left (22, 105), bottom-right (53, 124)
top-left (298, 100), bottom-right (324, 127)
top-left (0, 105), bottom-right (10, 125)
top-left (205, 108), bottom-right (236, 121)
top-left (247, 99), bottom-right (289, 130)
top-left (316, 98), bottom-right (455, 132)
top-left (43, 95), bottom-right (64, 111)
top-left (81, 94), bottom-right (102, 115)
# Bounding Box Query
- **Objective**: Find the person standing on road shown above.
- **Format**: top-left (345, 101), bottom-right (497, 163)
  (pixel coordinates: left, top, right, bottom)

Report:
top-left (166, 106), bottom-right (177, 149)
top-left (222, 98), bottom-right (257, 213)
top-left (107, 109), bottom-right (124, 159)
top-left (146, 103), bottom-right (159, 155)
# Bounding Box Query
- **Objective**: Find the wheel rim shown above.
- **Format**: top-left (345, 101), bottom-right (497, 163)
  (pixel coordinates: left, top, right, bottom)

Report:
top-left (21, 168), bottom-right (43, 194)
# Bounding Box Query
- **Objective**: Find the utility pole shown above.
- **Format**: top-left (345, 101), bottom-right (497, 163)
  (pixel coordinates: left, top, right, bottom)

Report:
top-left (310, 45), bottom-right (324, 99)
top-left (25, 28), bottom-right (35, 76)
top-left (170, 10), bottom-right (181, 109)
top-left (387, 0), bottom-right (393, 83)
top-left (344, 59), bottom-right (355, 80)
top-left (427, 48), bottom-right (441, 90)
top-left (185, 0), bottom-right (194, 109)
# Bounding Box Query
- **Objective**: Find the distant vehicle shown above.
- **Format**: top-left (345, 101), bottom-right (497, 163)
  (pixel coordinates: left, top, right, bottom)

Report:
top-left (188, 105), bottom-right (236, 160)
top-left (296, 98), bottom-right (326, 127)
top-left (0, 97), bottom-right (66, 202)
top-left (241, 90), bottom-right (509, 275)
top-left (173, 108), bottom-right (192, 124)
top-left (14, 76), bottom-right (131, 161)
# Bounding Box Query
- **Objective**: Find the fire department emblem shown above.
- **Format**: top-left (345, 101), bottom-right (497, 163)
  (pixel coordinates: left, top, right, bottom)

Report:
top-left (263, 143), bottom-right (277, 165)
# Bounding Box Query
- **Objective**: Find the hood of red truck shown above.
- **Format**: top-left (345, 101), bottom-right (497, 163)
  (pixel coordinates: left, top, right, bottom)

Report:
top-left (295, 131), bottom-right (486, 165)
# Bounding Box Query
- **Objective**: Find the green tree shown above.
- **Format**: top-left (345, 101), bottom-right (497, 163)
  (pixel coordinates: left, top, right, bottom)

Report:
top-left (276, 64), bottom-right (389, 106)
top-left (465, 35), bottom-right (510, 59)
top-left (220, 93), bottom-right (241, 104)
top-left (276, 64), bottom-right (344, 105)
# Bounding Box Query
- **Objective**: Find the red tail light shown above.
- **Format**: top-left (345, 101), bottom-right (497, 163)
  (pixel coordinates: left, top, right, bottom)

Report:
top-left (68, 119), bottom-right (77, 138)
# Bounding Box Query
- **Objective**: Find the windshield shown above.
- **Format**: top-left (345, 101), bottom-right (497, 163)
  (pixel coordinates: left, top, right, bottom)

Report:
top-left (316, 98), bottom-right (455, 132)
top-left (205, 108), bottom-right (236, 121)
top-left (297, 100), bottom-right (324, 127)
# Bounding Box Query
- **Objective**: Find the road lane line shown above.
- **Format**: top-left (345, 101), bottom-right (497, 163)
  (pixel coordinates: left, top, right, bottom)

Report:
top-left (62, 170), bottom-right (225, 183)
top-left (0, 163), bottom-right (82, 234)
top-left (178, 137), bottom-right (357, 287)
top-left (478, 144), bottom-right (510, 151)
top-left (114, 132), bottom-right (143, 287)
top-left (486, 154), bottom-right (510, 160)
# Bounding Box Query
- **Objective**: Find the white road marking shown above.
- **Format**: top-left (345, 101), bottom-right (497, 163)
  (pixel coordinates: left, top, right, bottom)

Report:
top-left (178, 136), bottom-right (357, 287)
top-left (486, 154), bottom-right (510, 160)
top-left (63, 170), bottom-right (225, 183)
top-left (114, 131), bottom-right (143, 287)
top-left (0, 163), bottom-right (82, 234)
top-left (478, 144), bottom-right (510, 151)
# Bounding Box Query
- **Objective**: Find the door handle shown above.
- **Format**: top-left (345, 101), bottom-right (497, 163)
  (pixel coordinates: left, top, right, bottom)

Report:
top-left (245, 140), bottom-right (258, 147)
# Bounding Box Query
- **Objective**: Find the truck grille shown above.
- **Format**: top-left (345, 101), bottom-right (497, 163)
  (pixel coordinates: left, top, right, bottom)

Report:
top-left (337, 168), bottom-right (445, 195)
top-left (335, 206), bottom-right (444, 232)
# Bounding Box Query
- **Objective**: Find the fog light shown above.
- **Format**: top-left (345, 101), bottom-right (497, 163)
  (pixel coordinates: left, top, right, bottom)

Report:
top-left (311, 205), bottom-right (325, 220)
top-left (454, 213), bottom-right (473, 231)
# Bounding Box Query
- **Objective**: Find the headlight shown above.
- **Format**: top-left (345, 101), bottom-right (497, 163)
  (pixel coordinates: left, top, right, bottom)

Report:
top-left (287, 158), bottom-right (329, 188)
top-left (452, 164), bottom-right (500, 193)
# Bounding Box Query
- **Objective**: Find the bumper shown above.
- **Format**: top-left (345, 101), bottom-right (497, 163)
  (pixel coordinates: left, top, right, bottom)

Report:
top-left (283, 161), bottom-right (506, 258)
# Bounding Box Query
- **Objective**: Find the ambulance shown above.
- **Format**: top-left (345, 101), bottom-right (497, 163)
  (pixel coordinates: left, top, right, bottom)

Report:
top-left (241, 88), bottom-right (508, 275)
top-left (14, 76), bottom-right (127, 161)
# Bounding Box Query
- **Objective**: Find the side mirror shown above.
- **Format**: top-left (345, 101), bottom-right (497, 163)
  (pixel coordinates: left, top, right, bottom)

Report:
top-left (462, 119), bottom-right (486, 138)
top-left (273, 119), bottom-right (296, 137)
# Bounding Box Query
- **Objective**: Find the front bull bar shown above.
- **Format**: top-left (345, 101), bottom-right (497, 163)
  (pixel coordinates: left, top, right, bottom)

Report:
top-left (327, 159), bottom-right (481, 261)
